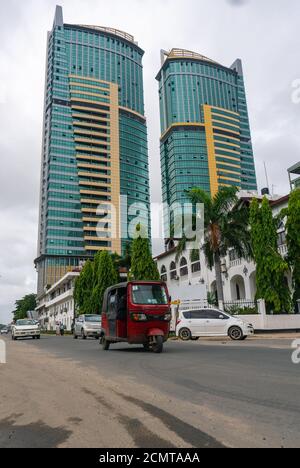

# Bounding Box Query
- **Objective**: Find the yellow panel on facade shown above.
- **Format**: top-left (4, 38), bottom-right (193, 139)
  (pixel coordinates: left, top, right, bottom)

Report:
top-left (212, 125), bottom-right (240, 136)
top-left (203, 105), bottom-right (219, 197)
top-left (69, 77), bottom-right (121, 256)
top-left (79, 179), bottom-right (111, 186)
top-left (72, 112), bottom-right (110, 123)
top-left (76, 155), bottom-right (110, 163)
top-left (74, 129), bottom-right (109, 138)
top-left (85, 246), bottom-right (111, 252)
top-left (110, 83), bottom-right (121, 255)
top-left (210, 105), bottom-right (239, 116)
top-left (215, 146), bottom-right (241, 155)
top-left (75, 146), bottom-right (110, 154)
top-left (69, 74), bottom-right (112, 87)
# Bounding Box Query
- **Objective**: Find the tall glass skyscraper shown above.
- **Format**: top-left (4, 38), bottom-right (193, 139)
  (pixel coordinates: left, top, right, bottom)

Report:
top-left (156, 49), bottom-right (257, 218)
top-left (36, 6), bottom-right (150, 294)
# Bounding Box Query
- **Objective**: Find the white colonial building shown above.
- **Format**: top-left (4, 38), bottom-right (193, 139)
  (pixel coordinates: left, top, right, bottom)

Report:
top-left (155, 195), bottom-right (291, 307)
top-left (36, 272), bottom-right (80, 331)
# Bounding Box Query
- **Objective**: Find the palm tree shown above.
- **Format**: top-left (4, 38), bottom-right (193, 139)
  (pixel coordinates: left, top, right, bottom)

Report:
top-left (176, 186), bottom-right (252, 303)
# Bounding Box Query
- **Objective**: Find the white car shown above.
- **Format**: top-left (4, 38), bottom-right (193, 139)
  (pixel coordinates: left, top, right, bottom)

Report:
top-left (73, 314), bottom-right (102, 340)
top-left (176, 308), bottom-right (254, 341)
top-left (0, 328), bottom-right (9, 335)
top-left (12, 319), bottom-right (41, 340)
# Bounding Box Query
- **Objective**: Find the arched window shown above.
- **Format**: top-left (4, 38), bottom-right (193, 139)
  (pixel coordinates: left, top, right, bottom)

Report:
top-left (179, 257), bottom-right (188, 277)
top-left (170, 261), bottom-right (177, 280)
top-left (161, 265), bottom-right (167, 282)
top-left (191, 250), bottom-right (201, 274)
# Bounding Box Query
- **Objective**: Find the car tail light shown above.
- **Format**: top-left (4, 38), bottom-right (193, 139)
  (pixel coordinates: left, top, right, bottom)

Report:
top-left (176, 319), bottom-right (181, 326)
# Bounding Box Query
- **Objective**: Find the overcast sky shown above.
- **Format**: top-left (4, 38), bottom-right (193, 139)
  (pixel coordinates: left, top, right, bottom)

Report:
top-left (0, 0), bottom-right (299, 324)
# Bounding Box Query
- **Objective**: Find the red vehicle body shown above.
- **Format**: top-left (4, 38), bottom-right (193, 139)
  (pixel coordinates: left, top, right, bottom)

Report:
top-left (100, 281), bottom-right (171, 353)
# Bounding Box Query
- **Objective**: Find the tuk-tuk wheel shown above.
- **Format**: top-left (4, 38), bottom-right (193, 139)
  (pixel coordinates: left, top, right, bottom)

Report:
top-left (102, 337), bottom-right (110, 351)
top-left (152, 336), bottom-right (163, 354)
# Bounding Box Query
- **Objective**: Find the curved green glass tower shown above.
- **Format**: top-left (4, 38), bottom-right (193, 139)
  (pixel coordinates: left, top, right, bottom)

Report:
top-left (156, 48), bottom-right (257, 212)
top-left (36, 6), bottom-right (150, 294)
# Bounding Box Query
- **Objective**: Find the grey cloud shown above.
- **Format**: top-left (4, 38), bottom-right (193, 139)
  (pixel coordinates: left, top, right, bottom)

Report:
top-left (226, 0), bottom-right (249, 6)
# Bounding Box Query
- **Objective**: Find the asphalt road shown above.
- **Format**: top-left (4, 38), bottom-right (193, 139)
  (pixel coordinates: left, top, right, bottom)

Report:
top-left (0, 334), bottom-right (299, 448)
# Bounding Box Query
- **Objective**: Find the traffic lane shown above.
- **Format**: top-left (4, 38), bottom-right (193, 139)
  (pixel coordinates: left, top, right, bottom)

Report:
top-left (0, 336), bottom-right (225, 448)
top-left (22, 336), bottom-right (300, 447)
top-left (5, 336), bottom-right (300, 447)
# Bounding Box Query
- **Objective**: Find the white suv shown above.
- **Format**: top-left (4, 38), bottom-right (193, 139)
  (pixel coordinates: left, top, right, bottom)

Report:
top-left (176, 308), bottom-right (254, 341)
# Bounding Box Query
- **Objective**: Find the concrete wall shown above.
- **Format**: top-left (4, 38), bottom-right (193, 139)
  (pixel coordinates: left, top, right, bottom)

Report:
top-left (238, 314), bottom-right (300, 331)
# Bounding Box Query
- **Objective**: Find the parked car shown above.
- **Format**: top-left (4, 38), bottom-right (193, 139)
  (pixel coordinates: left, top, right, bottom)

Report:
top-left (0, 328), bottom-right (9, 335)
top-left (11, 319), bottom-right (41, 340)
top-left (73, 314), bottom-right (102, 340)
top-left (176, 308), bottom-right (254, 341)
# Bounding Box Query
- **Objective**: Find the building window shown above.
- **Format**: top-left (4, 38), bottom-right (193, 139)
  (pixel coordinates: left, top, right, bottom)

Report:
top-left (161, 266), bottom-right (167, 282)
top-left (191, 261), bottom-right (201, 273)
top-left (179, 258), bottom-right (188, 277)
top-left (170, 262), bottom-right (178, 280)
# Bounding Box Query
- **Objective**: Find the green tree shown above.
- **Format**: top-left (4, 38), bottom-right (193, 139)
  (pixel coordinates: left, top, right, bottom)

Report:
top-left (13, 294), bottom-right (37, 321)
top-left (283, 189), bottom-right (300, 310)
top-left (178, 186), bottom-right (252, 302)
top-left (250, 197), bottom-right (291, 313)
top-left (74, 260), bottom-right (94, 315)
top-left (92, 251), bottom-right (118, 314)
top-left (131, 228), bottom-right (160, 281)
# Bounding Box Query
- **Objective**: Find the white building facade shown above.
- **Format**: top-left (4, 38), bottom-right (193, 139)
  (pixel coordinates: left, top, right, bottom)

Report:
top-left (155, 195), bottom-right (291, 308)
top-left (36, 272), bottom-right (79, 331)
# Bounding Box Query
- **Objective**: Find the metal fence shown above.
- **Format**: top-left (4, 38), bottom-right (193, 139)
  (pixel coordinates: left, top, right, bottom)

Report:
top-left (178, 299), bottom-right (217, 311)
top-left (222, 300), bottom-right (258, 315)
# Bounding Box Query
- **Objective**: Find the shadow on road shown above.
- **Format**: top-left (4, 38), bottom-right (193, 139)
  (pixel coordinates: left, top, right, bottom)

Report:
top-left (0, 414), bottom-right (72, 448)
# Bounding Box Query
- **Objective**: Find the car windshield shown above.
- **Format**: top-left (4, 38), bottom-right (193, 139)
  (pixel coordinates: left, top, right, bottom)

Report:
top-left (16, 320), bottom-right (36, 326)
top-left (85, 315), bottom-right (101, 323)
top-left (131, 284), bottom-right (168, 305)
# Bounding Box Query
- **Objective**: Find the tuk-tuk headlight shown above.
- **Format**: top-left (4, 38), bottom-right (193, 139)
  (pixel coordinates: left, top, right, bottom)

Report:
top-left (164, 313), bottom-right (172, 321)
top-left (131, 313), bottom-right (148, 322)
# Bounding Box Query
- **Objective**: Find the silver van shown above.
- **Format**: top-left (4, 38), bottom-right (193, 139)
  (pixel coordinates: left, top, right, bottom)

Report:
top-left (73, 315), bottom-right (102, 340)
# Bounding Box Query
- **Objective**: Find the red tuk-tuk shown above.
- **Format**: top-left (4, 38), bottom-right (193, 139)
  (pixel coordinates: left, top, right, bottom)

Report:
top-left (100, 281), bottom-right (171, 353)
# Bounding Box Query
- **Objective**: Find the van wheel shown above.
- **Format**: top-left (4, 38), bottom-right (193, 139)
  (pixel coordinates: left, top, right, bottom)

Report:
top-left (229, 326), bottom-right (243, 341)
top-left (152, 336), bottom-right (163, 354)
top-left (179, 328), bottom-right (192, 341)
top-left (73, 333), bottom-right (78, 339)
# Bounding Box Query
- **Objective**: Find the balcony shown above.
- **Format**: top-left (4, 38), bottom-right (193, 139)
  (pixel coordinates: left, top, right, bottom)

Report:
top-left (278, 244), bottom-right (288, 257)
top-left (229, 258), bottom-right (242, 268)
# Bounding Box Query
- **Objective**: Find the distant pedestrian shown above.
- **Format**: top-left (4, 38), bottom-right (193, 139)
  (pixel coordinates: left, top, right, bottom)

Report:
top-left (60, 323), bottom-right (65, 336)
